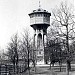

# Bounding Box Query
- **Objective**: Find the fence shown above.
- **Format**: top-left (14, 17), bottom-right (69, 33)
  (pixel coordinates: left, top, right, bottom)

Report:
top-left (0, 64), bottom-right (9, 75)
top-left (0, 64), bottom-right (28, 75)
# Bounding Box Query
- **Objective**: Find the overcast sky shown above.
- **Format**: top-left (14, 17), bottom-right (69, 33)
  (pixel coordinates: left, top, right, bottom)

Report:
top-left (0, 0), bottom-right (74, 51)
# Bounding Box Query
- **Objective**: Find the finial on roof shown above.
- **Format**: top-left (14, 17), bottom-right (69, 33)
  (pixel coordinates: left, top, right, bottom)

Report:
top-left (39, 1), bottom-right (41, 8)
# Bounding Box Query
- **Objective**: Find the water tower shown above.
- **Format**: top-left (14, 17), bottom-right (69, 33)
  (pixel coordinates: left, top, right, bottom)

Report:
top-left (29, 6), bottom-right (51, 64)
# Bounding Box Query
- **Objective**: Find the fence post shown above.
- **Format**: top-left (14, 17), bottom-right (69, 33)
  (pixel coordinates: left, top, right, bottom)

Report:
top-left (6, 65), bottom-right (7, 75)
top-left (0, 65), bottom-right (1, 75)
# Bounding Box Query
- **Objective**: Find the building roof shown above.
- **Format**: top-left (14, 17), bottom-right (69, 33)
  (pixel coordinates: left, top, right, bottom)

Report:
top-left (29, 8), bottom-right (51, 16)
top-left (33, 8), bottom-right (47, 13)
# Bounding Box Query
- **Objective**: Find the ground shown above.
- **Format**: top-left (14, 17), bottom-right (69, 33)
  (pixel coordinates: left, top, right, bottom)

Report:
top-left (16, 64), bottom-right (75, 75)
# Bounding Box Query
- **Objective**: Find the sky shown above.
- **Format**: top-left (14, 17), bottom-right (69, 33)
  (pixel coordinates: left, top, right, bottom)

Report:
top-left (0, 0), bottom-right (74, 51)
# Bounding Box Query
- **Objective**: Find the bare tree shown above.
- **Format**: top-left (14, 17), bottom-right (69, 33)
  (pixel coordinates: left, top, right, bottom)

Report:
top-left (46, 35), bottom-right (63, 71)
top-left (20, 28), bottom-right (32, 75)
top-left (47, 22), bottom-right (65, 71)
top-left (51, 2), bottom-right (75, 75)
top-left (7, 33), bottom-right (19, 73)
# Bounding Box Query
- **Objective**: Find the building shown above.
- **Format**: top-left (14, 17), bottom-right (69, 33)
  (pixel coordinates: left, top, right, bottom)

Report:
top-left (29, 7), bottom-right (51, 64)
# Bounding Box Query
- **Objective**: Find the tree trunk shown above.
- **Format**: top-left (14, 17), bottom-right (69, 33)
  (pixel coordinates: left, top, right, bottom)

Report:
top-left (59, 61), bottom-right (62, 72)
top-left (50, 62), bottom-right (51, 69)
top-left (16, 63), bottom-right (18, 74)
top-left (66, 62), bottom-right (69, 75)
top-left (13, 63), bottom-right (15, 74)
top-left (66, 60), bottom-right (71, 75)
